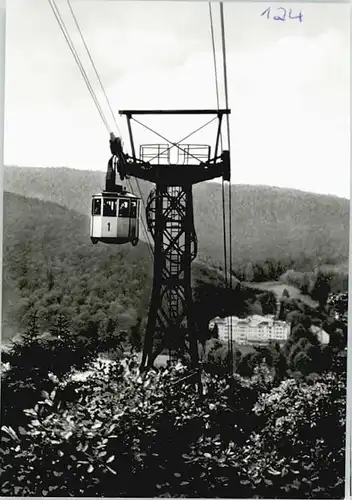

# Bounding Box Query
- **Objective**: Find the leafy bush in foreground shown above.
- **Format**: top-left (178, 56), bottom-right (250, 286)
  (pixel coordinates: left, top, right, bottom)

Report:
top-left (0, 356), bottom-right (346, 498)
top-left (237, 373), bottom-right (346, 498)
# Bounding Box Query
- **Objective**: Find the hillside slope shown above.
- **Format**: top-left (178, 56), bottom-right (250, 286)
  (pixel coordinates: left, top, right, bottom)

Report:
top-left (193, 182), bottom-right (349, 271)
top-left (2, 191), bottom-right (260, 341)
top-left (1, 191), bottom-right (152, 339)
top-left (4, 166), bottom-right (349, 272)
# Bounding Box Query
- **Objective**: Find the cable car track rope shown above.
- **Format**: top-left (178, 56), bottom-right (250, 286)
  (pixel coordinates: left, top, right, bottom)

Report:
top-left (66, 0), bottom-right (122, 136)
top-left (220, 3), bottom-right (233, 295)
top-left (48, 0), bottom-right (111, 133)
top-left (67, 0), bottom-right (154, 261)
top-left (208, 2), bottom-right (228, 291)
top-left (209, 2), bottom-right (234, 372)
top-left (220, 2), bottom-right (234, 372)
top-left (48, 0), bottom-right (154, 261)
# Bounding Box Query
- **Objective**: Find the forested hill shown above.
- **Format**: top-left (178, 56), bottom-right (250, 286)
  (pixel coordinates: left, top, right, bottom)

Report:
top-left (193, 182), bottom-right (349, 272)
top-left (4, 166), bottom-right (106, 217)
top-left (3, 165), bottom-right (349, 273)
top-left (1, 191), bottom-right (151, 340)
top-left (3, 191), bottom-right (263, 341)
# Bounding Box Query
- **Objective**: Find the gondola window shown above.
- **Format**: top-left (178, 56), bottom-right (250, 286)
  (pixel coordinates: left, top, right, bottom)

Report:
top-left (119, 199), bottom-right (130, 218)
top-left (92, 198), bottom-right (101, 215)
top-left (103, 199), bottom-right (117, 217)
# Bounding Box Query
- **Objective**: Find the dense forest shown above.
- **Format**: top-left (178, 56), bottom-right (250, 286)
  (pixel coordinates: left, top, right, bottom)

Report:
top-left (0, 166), bottom-right (349, 497)
top-left (4, 166), bottom-right (349, 276)
top-left (2, 191), bottom-right (151, 341)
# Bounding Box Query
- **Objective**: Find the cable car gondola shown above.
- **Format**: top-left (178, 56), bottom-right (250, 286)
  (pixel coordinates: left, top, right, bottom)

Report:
top-left (90, 186), bottom-right (141, 246)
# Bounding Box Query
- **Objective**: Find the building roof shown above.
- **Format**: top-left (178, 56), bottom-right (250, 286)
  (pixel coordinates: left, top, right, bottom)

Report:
top-left (310, 325), bottom-right (329, 337)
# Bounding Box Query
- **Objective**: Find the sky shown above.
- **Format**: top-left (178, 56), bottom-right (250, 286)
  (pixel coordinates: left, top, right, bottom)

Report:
top-left (4, 0), bottom-right (350, 198)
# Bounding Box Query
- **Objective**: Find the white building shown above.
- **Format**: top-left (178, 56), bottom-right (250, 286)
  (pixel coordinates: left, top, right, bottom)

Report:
top-left (310, 325), bottom-right (330, 345)
top-left (209, 315), bottom-right (291, 345)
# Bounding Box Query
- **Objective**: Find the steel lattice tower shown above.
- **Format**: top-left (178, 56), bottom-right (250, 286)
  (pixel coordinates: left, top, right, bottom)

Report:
top-left (109, 109), bottom-right (230, 371)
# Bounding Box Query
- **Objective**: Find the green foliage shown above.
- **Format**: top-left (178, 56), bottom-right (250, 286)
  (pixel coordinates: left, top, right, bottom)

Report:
top-left (257, 291), bottom-right (277, 315)
top-left (280, 268), bottom-right (346, 298)
top-left (0, 310), bottom-right (113, 430)
top-left (21, 308), bottom-right (40, 343)
top-left (237, 373), bottom-right (346, 498)
top-left (280, 269), bottom-right (314, 294)
top-left (310, 272), bottom-right (331, 308)
top-left (0, 356), bottom-right (345, 498)
top-left (203, 339), bottom-right (230, 375)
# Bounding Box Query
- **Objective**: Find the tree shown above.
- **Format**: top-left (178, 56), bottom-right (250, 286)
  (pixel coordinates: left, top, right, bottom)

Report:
top-left (204, 338), bottom-right (230, 375)
top-left (287, 337), bottom-right (309, 366)
top-left (258, 292), bottom-right (276, 315)
top-left (292, 351), bottom-right (312, 375)
top-left (291, 323), bottom-right (308, 342)
top-left (286, 309), bottom-right (304, 326)
top-left (129, 318), bottom-right (143, 352)
top-left (18, 308), bottom-right (41, 345)
top-left (49, 312), bottom-right (71, 342)
top-left (252, 300), bottom-right (263, 315)
top-left (273, 349), bottom-right (287, 382)
top-left (310, 272), bottom-right (331, 309)
top-left (209, 322), bottom-right (219, 340)
top-left (236, 351), bottom-right (262, 378)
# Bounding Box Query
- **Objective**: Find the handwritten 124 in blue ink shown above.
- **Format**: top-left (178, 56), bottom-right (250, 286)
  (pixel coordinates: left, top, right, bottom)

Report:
top-left (261, 6), bottom-right (303, 22)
